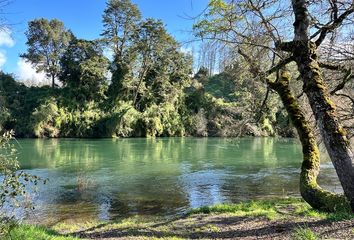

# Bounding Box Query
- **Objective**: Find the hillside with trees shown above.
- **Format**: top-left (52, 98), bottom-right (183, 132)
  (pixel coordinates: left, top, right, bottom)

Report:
top-left (0, 0), bottom-right (291, 138)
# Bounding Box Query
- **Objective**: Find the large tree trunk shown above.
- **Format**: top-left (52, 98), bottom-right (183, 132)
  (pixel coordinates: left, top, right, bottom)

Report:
top-left (291, 0), bottom-right (354, 210)
top-left (295, 42), bottom-right (354, 210)
top-left (268, 70), bottom-right (348, 211)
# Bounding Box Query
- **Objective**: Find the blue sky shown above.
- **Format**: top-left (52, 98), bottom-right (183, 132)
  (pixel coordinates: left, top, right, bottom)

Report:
top-left (0, 0), bottom-right (208, 82)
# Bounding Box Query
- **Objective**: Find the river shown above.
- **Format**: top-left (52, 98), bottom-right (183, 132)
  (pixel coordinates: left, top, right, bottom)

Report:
top-left (15, 137), bottom-right (341, 223)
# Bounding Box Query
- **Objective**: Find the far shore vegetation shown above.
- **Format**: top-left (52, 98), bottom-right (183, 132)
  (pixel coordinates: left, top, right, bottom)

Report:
top-left (1, 0), bottom-right (354, 239)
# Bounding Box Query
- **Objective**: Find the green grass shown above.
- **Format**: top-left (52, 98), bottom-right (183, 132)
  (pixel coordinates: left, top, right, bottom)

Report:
top-left (293, 226), bottom-right (318, 240)
top-left (188, 198), bottom-right (354, 221)
top-left (5, 225), bottom-right (80, 240)
top-left (189, 199), bottom-right (279, 219)
top-left (4, 198), bottom-right (354, 240)
top-left (51, 216), bottom-right (159, 235)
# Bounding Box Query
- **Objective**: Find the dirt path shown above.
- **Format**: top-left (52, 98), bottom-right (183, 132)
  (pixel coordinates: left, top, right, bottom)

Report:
top-left (67, 214), bottom-right (354, 239)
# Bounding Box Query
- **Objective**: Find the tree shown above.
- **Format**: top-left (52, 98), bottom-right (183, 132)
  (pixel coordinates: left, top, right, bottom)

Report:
top-left (60, 38), bottom-right (109, 102)
top-left (133, 18), bottom-right (192, 110)
top-left (21, 18), bottom-right (73, 88)
top-left (133, 18), bottom-right (172, 107)
top-left (102, 0), bottom-right (141, 102)
top-left (194, 0), bottom-right (354, 211)
top-left (102, 0), bottom-right (141, 61)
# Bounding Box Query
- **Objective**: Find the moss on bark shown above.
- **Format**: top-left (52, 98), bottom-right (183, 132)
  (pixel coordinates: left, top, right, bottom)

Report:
top-left (268, 70), bottom-right (349, 212)
top-left (293, 41), bottom-right (354, 211)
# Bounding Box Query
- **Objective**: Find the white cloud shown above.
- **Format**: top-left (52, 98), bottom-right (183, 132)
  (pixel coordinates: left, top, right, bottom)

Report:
top-left (15, 58), bottom-right (49, 86)
top-left (0, 29), bottom-right (14, 70)
top-left (0, 51), bottom-right (6, 68)
top-left (0, 29), bottom-right (15, 47)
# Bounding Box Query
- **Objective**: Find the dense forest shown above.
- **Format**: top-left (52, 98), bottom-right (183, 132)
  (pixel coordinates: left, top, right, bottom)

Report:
top-left (0, 0), bottom-right (291, 138)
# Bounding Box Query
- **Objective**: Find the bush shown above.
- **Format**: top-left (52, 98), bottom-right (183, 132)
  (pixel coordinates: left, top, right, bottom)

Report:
top-left (189, 109), bottom-right (208, 137)
top-left (60, 102), bottom-right (105, 137)
top-left (32, 98), bottom-right (62, 137)
top-left (159, 103), bottom-right (185, 136)
top-left (143, 104), bottom-right (164, 137)
top-left (0, 131), bottom-right (42, 237)
top-left (106, 101), bottom-right (142, 137)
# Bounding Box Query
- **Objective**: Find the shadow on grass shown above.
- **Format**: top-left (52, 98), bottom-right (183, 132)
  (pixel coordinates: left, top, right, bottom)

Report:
top-left (68, 215), bottom-right (352, 239)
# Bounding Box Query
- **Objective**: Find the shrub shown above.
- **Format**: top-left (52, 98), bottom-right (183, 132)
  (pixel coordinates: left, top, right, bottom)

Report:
top-left (0, 131), bottom-right (42, 237)
top-left (31, 98), bottom-right (61, 138)
top-left (159, 103), bottom-right (185, 136)
top-left (143, 104), bottom-right (164, 137)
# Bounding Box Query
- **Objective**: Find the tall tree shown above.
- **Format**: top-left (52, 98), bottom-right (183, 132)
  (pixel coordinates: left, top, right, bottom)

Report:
top-left (102, 0), bottom-right (141, 61)
top-left (195, 0), bottom-right (354, 211)
top-left (133, 18), bottom-right (168, 107)
top-left (102, 0), bottom-right (141, 102)
top-left (132, 18), bottom-right (192, 109)
top-left (60, 38), bottom-right (109, 102)
top-left (21, 18), bottom-right (72, 88)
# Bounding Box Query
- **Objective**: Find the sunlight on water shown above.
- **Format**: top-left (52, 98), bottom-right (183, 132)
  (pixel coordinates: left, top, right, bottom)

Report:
top-left (14, 137), bottom-right (340, 224)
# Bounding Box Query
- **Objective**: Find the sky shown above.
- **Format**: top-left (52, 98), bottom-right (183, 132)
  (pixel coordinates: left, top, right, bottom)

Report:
top-left (0, 0), bottom-right (209, 84)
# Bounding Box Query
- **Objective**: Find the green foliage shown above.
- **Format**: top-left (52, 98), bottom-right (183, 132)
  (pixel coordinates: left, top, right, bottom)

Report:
top-left (193, 0), bottom-right (241, 39)
top-left (0, 105), bottom-right (10, 128)
top-left (60, 39), bottom-right (109, 102)
top-left (21, 18), bottom-right (72, 87)
top-left (188, 109), bottom-right (208, 137)
top-left (261, 118), bottom-right (274, 136)
top-left (102, 0), bottom-right (141, 57)
top-left (101, 101), bottom-right (187, 138)
top-left (32, 99), bottom-right (107, 138)
top-left (59, 102), bottom-right (105, 138)
top-left (189, 199), bottom-right (279, 220)
top-left (103, 101), bottom-right (142, 137)
top-left (293, 226), bottom-right (318, 240)
top-left (32, 98), bottom-right (61, 137)
top-left (159, 103), bottom-right (185, 136)
top-left (0, 131), bottom-right (43, 237)
top-left (107, 61), bottom-right (131, 103)
top-left (143, 104), bottom-right (164, 137)
top-left (189, 197), bottom-right (354, 222)
top-left (204, 72), bottom-right (237, 101)
top-left (0, 72), bottom-right (57, 136)
top-left (5, 224), bottom-right (79, 240)
top-left (2, 2), bottom-right (289, 139)
top-left (185, 82), bottom-right (245, 137)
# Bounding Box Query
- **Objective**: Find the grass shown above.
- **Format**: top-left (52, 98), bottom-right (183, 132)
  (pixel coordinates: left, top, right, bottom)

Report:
top-left (51, 216), bottom-right (160, 235)
top-left (4, 224), bottom-right (79, 240)
top-left (4, 198), bottom-right (354, 240)
top-left (293, 226), bottom-right (318, 240)
top-left (189, 197), bottom-right (354, 221)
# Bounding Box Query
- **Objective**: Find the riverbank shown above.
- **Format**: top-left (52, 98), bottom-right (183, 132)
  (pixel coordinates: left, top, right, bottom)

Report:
top-left (6, 198), bottom-right (354, 240)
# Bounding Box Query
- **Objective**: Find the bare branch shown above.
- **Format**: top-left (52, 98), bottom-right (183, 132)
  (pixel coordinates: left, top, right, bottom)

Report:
top-left (313, 3), bottom-right (354, 46)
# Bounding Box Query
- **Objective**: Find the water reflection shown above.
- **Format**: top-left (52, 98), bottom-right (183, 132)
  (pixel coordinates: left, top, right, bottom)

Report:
top-left (15, 137), bottom-right (341, 224)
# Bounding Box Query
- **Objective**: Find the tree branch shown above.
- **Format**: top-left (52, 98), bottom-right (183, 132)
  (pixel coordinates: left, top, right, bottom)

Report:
top-left (319, 61), bottom-right (354, 95)
top-left (314, 4), bottom-right (354, 46)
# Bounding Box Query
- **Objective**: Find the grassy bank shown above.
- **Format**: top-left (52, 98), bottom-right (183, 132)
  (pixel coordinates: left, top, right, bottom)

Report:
top-left (4, 225), bottom-right (79, 240)
top-left (6, 198), bottom-right (354, 240)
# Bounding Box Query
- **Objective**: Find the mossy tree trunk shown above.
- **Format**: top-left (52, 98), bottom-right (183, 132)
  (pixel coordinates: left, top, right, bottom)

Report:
top-left (238, 48), bottom-right (348, 211)
top-left (268, 70), bottom-right (348, 211)
top-left (294, 42), bottom-right (354, 211)
top-left (285, 0), bottom-right (354, 211)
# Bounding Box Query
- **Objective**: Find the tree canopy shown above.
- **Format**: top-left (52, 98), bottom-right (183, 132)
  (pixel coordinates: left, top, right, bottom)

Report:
top-left (21, 18), bottom-right (73, 88)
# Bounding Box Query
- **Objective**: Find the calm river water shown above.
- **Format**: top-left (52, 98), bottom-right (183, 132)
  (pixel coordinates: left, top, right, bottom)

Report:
top-left (15, 137), bottom-right (341, 223)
